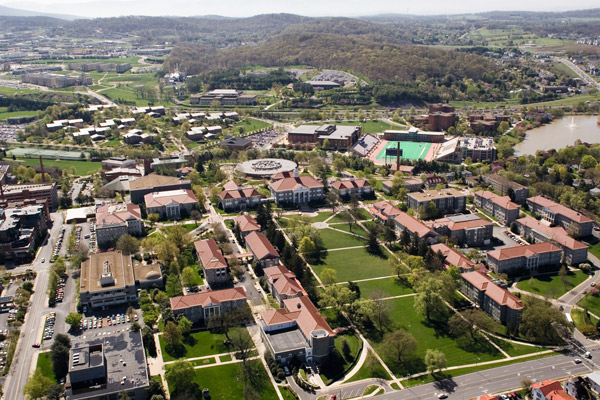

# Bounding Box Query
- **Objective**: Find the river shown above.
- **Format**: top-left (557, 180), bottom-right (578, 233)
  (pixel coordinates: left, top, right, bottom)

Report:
top-left (513, 115), bottom-right (600, 156)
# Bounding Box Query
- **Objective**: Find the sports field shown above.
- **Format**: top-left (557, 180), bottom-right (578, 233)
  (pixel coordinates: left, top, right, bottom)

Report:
top-left (375, 140), bottom-right (432, 162)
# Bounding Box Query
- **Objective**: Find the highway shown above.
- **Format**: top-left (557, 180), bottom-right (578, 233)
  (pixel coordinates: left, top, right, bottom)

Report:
top-left (3, 212), bottom-right (64, 400)
top-left (553, 57), bottom-right (600, 90)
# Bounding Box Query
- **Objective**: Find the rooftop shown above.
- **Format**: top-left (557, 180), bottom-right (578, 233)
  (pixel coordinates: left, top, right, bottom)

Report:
top-left (233, 214), bottom-right (261, 233)
top-left (129, 173), bottom-right (188, 191)
top-left (170, 287), bottom-right (247, 311)
top-left (395, 212), bottom-right (438, 239)
top-left (80, 251), bottom-right (134, 293)
top-left (487, 242), bottom-right (562, 261)
top-left (270, 175), bottom-right (323, 192)
top-left (144, 189), bottom-right (197, 208)
top-left (516, 216), bottom-right (587, 251)
top-left (408, 188), bottom-right (465, 202)
top-left (430, 243), bottom-right (474, 270)
top-left (194, 239), bottom-right (227, 271)
top-left (462, 271), bottom-right (523, 310)
top-left (96, 203), bottom-right (141, 228)
top-left (245, 231), bottom-right (279, 260)
top-left (474, 190), bottom-right (520, 210)
top-left (528, 195), bottom-right (593, 224)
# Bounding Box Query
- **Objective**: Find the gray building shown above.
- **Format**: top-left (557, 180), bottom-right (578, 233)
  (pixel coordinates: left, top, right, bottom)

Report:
top-left (486, 242), bottom-right (563, 274)
top-left (474, 190), bottom-right (520, 226)
top-left (482, 174), bottom-right (529, 204)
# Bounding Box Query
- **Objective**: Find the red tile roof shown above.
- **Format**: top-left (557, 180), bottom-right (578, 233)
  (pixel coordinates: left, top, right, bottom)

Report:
top-left (269, 176), bottom-right (323, 192)
top-left (170, 287), bottom-right (246, 310)
top-left (429, 215), bottom-right (494, 231)
top-left (245, 231), bottom-right (279, 260)
top-left (264, 265), bottom-right (306, 298)
top-left (271, 171), bottom-right (295, 181)
top-left (330, 179), bottom-right (371, 190)
top-left (371, 200), bottom-right (402, 219)
top-left (395, 212), bottom-right (438, 239)
top-left (528, 196), bottom-right (593, 224)
top-left (194, 239), bottom-right (227, 270)
top-left (261, 308), bottom-right (301, 325)
top-left (532, 380), bottom-right (575, 400)
top-left (219, 186), bottom-right (262, 200)
top-left (462, 271), bottom-right (523, 311)
top-left (516, 216), bottom-right (587, 251)
top-left (430, 243), bottom-right (474, 270)
top-left (282, 296), bottom-right (335, 337)
top-left (222, 180), bottom-right (241, 191)
top-left (487, 242), bottom-right (562, 261)
top-left (233, 214), bottom-right (261, 233)
top-left (474, 190), bottom-right (520, 210)
top-left (95, 203), bottom-right (141, 227)
top-left (144, 189), bottom-right (198, 208)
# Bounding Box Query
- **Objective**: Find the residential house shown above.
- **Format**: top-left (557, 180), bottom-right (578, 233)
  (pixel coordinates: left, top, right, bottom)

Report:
top-left (527, 196), bottom-right (594, 237)
top-left (486, 242), bottom-right (563, 274)
top-left (170, 287), bottom-right (247, 323)
top-left (531, 380), bottom-right (576, 400)
top-left (461, 271), bottom-right (523, 327)
top-left (245, 231), bottom-right (280, 268)
top-left (194, 239), bottom-right (230, 287)
top-left (474, 190), bottom-right (520, 226)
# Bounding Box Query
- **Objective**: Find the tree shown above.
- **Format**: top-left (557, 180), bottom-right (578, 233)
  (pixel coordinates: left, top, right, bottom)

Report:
top-left (23, 368), bottom-right (53, 399)
top-left (406, 255), bottom-right (425, 271)
top-left (343, 211), bottom-right (355, 232)
top-left (163, 321), bottom-right (183, 349)
top-left (384, 219), bottom-right (396, 245)
top-left (425, 349), bottom-right (447, 375)
top-left (321, 268), bottom-right (337, 286)
top-left (318, 285), bottom-right (356, 319)
top-left (341, 338), bottom-right (352, 360)
top-left (230, 327), bottom-right (254, 364)
top-left (366, 226), bottom-right (381, 255)
top-left (50, 334), bottom-right (71, 380)
top-left (424, 201), bottom-right (438, 219)
top-left (116, 234), bottom-right (140, 255)
top-left (148, 213), bottom-right (160, 227)
top-left (167, 225), bottom-right (191, 252)
top-left (65, 312), bottom-right (82, 330)
top-left (178, 316), bottom-right (192, 336)
top-left (322, 138), bottom-right (331, 150)
top-left (119, 390), bottom-right (131, 400)
top-left (298, 236), bottom-right (317, 262)
top-left (581, 155), bottom-right (598, 170)
top-left (165, 360), bottom-right (197, 397)
top-left (181, 267), bottom-right (196, 288)
top-left (156, 241), bottom-right (180, 266)
top-left (414, 274), bottom-right (454, 322)
top-left (559, 265), bottom-right (570, 290)
top-left (370, 288), bottom-right (392, 332)
top-left (382, 329), bottom-right (417, 364)
top-left (45, 384), bottom-right (64, 400)
top-left (190, 209), bottom-right (202, 224)
top-left (519, 295), bottom-right (572, 344)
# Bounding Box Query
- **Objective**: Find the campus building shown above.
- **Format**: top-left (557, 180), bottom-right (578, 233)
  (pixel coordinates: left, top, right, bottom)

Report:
top-left (129, 173), bottom-right (192, 204)
top-left (369, 200), bottom-right (402, 222)
top-left (269, 171), bottom-right (324, 205)
top-left (330, 178), bottom-right (373, 199)
top-left (393, 212), bottom-right (439, 243)
top-left (219, 180), bottom-right (263, 211)
top-left (527, 196), bottom-right (594, 238)
top-left (474, 191), bottom-right (520, 226)
top-left (482, 174), bottom-right (529, 204)
top-left (95, 203), bottom-right (144, 246)
top-left (430, 243), bottom-right (475, 271)
top-left (263, 264), bottom-right (306, 306)
top-left (461, 271), bottom-right (523, 327)
top-left (407, 188), bottom-right (467, 215)
top-left (170, 287), bottom-right (248, 323)
top-left (0, 202), bottom-right (49, 261)
top-left (486, 242), bottom-right (563, 274)
top-left (427, 214), bottom-right (494, 247)
top-left (1, 182), bottom-right (59, 211)
top-left (190, 89), bottom-right (257, 106)
top-left (288, 124), bottom-right (361, 150)
top-left (383, 127), bottom-right (445, 143)
top-left (233, 214), bottom-right (261, 238)
top-left (144, 189), bottom-right (198, 220)
top-left (194, 239), bottom-right (230, 287)
top-left (245, 231), bottom-right (280, 268)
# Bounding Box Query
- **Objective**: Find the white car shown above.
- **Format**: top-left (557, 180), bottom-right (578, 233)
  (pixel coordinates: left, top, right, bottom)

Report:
top-left (41, 258), bottom-right (45, 263)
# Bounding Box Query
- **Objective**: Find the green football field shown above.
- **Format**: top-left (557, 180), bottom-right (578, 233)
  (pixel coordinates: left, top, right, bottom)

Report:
top-left (375, 140), bottom-right (432, 161)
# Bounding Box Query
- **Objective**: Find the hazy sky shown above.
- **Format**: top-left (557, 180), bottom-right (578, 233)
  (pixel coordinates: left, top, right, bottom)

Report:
top-left (2, 0), bottom-right (599, 18)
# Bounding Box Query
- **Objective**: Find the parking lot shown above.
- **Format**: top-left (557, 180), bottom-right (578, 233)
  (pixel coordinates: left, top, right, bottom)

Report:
top-left (0, 124), bottom-right (22, 142)
top-left (249, 128), bottom-right (285, 149)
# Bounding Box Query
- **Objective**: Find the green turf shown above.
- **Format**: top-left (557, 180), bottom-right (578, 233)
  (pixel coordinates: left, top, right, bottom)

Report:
top-left (319, 228), bottom-right (366, 249)
top-left (355, 277), bottom-right (414, 299)
top-left (328, 211), bottom-right (355, 224)
top-left (313, 247), bottom-right (393, 282)
top-left (233, 118), bottom-right (272, 132)
top-left (36, 351), bottom-right (57, 383)
top-left (328, 223), bottom-right (368, 237)
top-left (320, 332), bottom-right (362, 384)
top-left (0, 110), bottom-right (38, 120)
top-left (159, 329), bottom-right (251, 361)
top-left (371, 297), bottom-right (504, 377)
top-left (516, 270), bottom-right (588, 299)
top-left (18, 158), bottom-right (101, 176)
top-left (578, 293), bottom-right (600, 319)
top-left (310, 211), bottom-right (333, 222)
top-left (375, 141), bottom-right (432, 161)
top-left (189, 357), bottom-right (217, 367)
top-left (186, 361), bottom-right (279, 400)
top-left (489, 337), bottom-right (546, 357)
top-left (345, 349), bottom-right (392, 383)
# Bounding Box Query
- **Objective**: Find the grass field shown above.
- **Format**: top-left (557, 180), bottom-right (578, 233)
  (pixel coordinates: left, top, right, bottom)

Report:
top-left (375, 141), bottom-right (432, 161)
top-left (319, 228), bottom-right (366, 249)
top-left (489, 337), bottom-right (545, 357)
top-left (329, 222), bottom-right (368, 237)
top-left (310, 211), bottom-right (333, 222)
top-left (578, 293), bottom-right (600, 319)
top-left (234, 118), bottom-right (272, 133)
top-left (516, 270), bottom-right (588, 299)
top-left (159, 329), bottom-right (251, 362)
top-left (371, 297), bottom-right (504, 377)
top-left (355, 277), bottom-right (413, 298)
top-left (0, 109), bottom-right (38, 120)
top-left (18, 158), bottom-right (102, 176)
top-left (313, 247), bottom-right (393, 282)
top-left (187, 361), bottom-right (279, 400)
top-left (345, 348), bottom-right (392, 383)
top-left (36, 351), bottom-right (57, 383)
top-left (320, 332), bottom-right (362, 384)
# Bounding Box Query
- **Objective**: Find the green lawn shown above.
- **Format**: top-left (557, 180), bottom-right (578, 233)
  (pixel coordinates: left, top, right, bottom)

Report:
top-left (345, 349), bottom-right (392, 383)
top-left (489, 337), bottom-right (546, 357)
top-left (36, 351), bottom-right (57, 383)
top-left (353, 208), bottom-right (373, 221)
top-left (355, 277), bottom-right (413, 299)
top-left (159, 329), bottom-right (251, 361)
top-left (186, 361), bottom-right (279, 400)
top-left (234, 118), bottom-right (272, 133)
top-left (313, 247), bottom-right (393, 282)
top-left (587, 241), bottom-right (600, 259)
top-left (320, 331), bottom-right (361, 385)
top-left (0, 110), bottom-right (38, 120)
top-left (319, 228), bottom-right (366, 249)
top-left (310, 211), bottom-right (333, 222)
top-left (162, 223), bottom-right (199, 234)
top-left (328, 212), bottom-right (354, 224)
top-left (516, 270), bottom-right (588, 299)
top-left (371, 297), bottom-right (504, 377)
top-left (18, 158), bottom-right (102, 176)
top-left (329, 222), bottom-right (368, 237)
top-left (578, 293), bottom-right (600, 319)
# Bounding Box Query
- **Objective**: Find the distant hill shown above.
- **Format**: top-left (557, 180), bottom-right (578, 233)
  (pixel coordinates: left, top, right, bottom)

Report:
top-left (0, 5), bottom-right (82, 20)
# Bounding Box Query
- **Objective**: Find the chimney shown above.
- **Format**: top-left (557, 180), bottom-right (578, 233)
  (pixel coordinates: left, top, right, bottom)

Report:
top-left (143, 159), bottom-right (152, 175)
top-left (294, 168), bottom-right (299, 178)
top-left (39, 156), bottom-right (46, 183)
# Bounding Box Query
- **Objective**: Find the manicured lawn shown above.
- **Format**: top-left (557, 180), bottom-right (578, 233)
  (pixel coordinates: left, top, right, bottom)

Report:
top-left (345, 349), bottom-right (392, 383)
top-left (313, 247), bottom-right (393, 282)
top-left (489, 337), bottom-right (546, 357)
top-left (328, 212), bottom-right (353, 224)
top-left (402, 352), bottom-right (557, 388)
top-left (18, 158), bottom-right (102, 176)
top-left (516, 270), bottom-right (588, 299)
top-left (587, 241), bottom-right (600, 259)
top-left (329, 222), bottom-right (368, 237)
top-left (189, 357), bottom-right (217, 367)
top-left (353, 208), bottom-right (373, 221)
top-left (159, 329), bottom-right (251, 361)
top-left (319, 228), bottom-right (366, 249)
top-left (162, 223), bottom-right (199, 234)
top-left (320, 331), bottom-right (361, 384)
top-left (578, 293), bottom-right (600, 318)
top-left (36, 351), bottom-right (57, 383)
top-left (310, 211), bottom-right (333, 222)
top-left (0, 110), bottom-right (38, 120)
top-left (319, 307), bottom-right (350, 329)
top-left (355, 277), bottom-right (413, 299)
top-left (234, 118), bottom-right (272, 133)
top-left (371, 297), bottom-right (504, 377)
top-left (188, 361), bottom-right (279, 400)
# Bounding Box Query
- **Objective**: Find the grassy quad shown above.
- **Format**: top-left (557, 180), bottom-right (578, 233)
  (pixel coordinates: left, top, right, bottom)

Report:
top-left (578, 293), bottom-right (600, 318)
top-left (345, 348), bottom-right (392, 383)
top-left (312, 247), bottom-right (394, 282)
top-left (319, 331), bottom-right (362, 384)
top-left (516, 270), bottom-right (588, 299)
top-left (18, 158), bottom-right (102, 176)
top-left (159, 329), bottom-right (252, 362)
top-left (355, 277), bottom-right (413, 299)
top-left (318, 228), bottom-right (366, 249)
top-left (369, 296), bottom-right (505, 378)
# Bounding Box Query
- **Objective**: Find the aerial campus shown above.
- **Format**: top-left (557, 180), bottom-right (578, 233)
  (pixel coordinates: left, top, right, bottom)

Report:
top-left (2, 5), bottom-right (600, 400)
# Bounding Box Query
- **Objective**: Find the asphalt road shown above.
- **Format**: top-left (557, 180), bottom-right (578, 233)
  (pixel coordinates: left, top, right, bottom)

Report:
top-left (3, 212), bottom-right (64, 400)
